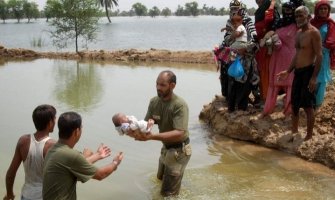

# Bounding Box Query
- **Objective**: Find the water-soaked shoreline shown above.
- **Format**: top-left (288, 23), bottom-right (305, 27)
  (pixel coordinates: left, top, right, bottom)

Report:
top-left (0, 46), bottom-right (215, 64)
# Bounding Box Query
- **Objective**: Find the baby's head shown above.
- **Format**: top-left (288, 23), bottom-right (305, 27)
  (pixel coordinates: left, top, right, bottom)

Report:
top-left (112, 113), bottom-right (128, 127)
top-left (231, 14), bottom-right (243, 27)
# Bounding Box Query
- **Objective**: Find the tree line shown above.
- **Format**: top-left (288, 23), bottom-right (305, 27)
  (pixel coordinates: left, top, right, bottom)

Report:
top-left (1, 0), bottom-right (334, 24)
top-left (1, 0), bottom-right (334, 54)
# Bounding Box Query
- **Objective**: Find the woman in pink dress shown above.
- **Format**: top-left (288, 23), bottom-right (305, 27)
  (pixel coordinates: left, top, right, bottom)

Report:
top-left (263, 1), bottom-right (298, 116)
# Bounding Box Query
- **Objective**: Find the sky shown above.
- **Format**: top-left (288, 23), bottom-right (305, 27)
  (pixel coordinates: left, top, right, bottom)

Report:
top-left (34, 0), bottom-right (259, 11)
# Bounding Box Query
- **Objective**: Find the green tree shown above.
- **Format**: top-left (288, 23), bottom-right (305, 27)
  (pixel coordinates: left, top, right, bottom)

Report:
top-left (23, 1), bottom-right (39, 22)
top-left (185, 1), bottom-right (199, 16)
top-left (44, 0), bottom-right (58, 21)
top-left (161, 7), bottom-right (171, 17)
top-left (201, 4), bottom-right (208, 15)
top-left (175, 5), bottom-right (184, 16)
top-left (0, 0), bottom-right (9, 23)
top-left (48, 0), bottom-right (100, 53)
top-left (97, 0), bottom-right (118, 23)
top-left (8, 0), bottom-right (24, 23)
top-left (148, 6), bottom-right (160, 17)
top-left (132, 2), bottom-right (147, 17)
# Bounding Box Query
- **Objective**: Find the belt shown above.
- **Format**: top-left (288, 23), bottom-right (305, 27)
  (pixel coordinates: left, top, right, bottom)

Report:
top-left (164, 137), bottom-right (190, 149)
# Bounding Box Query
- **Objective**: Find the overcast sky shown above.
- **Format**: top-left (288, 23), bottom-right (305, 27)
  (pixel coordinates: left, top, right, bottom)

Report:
top-left (35, 0), bottom-right (259, 10)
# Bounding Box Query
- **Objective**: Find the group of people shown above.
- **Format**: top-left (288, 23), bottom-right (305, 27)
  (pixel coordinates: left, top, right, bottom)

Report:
top-left (4, 70), bottom-right (192, 199)
top-left (3, 0), bottom-right (335, 199)
top-left (4, 105), bottom-right (124, 200)
top-left (215, 0), bottom-right (335, 141)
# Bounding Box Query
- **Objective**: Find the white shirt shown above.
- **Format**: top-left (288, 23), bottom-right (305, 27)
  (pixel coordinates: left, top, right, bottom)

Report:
top-left (21, 134), bottom-right (50, 200)
top-left (235, 24), bottom-right (247, 43)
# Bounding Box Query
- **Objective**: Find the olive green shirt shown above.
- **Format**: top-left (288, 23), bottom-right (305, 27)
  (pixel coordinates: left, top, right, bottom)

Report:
top-left (43, 142), bottom-right (97, 200)
top-left (145, 93), bottom-right (189, 145)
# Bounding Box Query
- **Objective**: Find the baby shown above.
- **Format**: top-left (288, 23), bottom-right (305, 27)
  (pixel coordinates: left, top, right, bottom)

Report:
top-left (219, 13), bottom-right (247, 63)
top-left (112, 113), bottom-right (154, 136)
top-left (222, 13), bottom-right (247, 51)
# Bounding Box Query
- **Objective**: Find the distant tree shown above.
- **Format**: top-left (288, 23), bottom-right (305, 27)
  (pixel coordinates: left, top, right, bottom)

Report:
top-left (218, 7), bottom-right (229, 16)
top-left (161, 7), bottom-right (171, 17)
top-left (48, 0), bottom-right (100, 53)
top-left (185, 1), bottom-right (199, 16)
top-left (8, 0), bottom-right (24, 23)
top-left (0, 0), bottom-right (9, 23)
top-left (247, 7), bottom-right (257, 16)
top-left (132, 2), bottom-right (147, 17)
top-left (23, 1), bottom-right (39, 22)
top-left (44, 0), bottom-right (63, 22)
top-left (97, 0), bottom-right (118, 23)
top-left (148, 6), bottom-right (160, 17)
top-left (118, 10), bottom-right (130, 16)
top-left (201, 4), bottom-right (208, 15)
top-left (175, 5), bottom-right (184, 16)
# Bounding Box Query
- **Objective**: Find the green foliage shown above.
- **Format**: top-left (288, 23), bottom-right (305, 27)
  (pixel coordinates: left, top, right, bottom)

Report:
top-left (175, 5), bottom-right (184, 16)
top-left (23, 1), bottom-right (39, 22)
top-left (148, 6), bottom-right (160, 18)
top-left (44, 0), bottom-right (62, 20)
top-left (7, 0), bottom-right (24, 22)
top-left (185, 1), bottom-right (199, 16)
top-left (96, 0), bottom-right (118, 23)
top-left (132, 2), bottom-right (147, 17)
top-left (0, 0), bottom-right (9, 23)
top-left (161, 7), bottom-right (171, 17)
top-left (48, 0), bottom-right (100, 52)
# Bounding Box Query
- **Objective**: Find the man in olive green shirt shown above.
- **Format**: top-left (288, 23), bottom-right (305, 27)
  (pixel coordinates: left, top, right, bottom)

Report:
top-left (43, 112), bottom-right (123, 200)
top-left (129, 70), bottom-right (192, 197)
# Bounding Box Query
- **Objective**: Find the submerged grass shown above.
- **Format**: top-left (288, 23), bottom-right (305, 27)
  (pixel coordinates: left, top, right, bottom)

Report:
top-left (30, 36), bottom-right (45, 48)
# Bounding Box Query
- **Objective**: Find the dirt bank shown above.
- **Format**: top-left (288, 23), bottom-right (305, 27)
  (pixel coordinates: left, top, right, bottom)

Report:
top-left (199, 84), bottom-right (335, 169)
top-left (0, 46), bottom-right (215, 64)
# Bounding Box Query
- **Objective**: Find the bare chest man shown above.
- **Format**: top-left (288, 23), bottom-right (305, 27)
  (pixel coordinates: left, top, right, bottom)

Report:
top-left (295, 28), bottom-right (317, 69)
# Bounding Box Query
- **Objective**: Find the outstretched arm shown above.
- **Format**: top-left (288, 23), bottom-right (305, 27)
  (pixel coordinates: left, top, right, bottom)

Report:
top-left (92, 152), bottom-right (124, 180)
top-left (82, 148), bottom-right (94, 158)
top-left (86, 143), bottom-right (111, 164)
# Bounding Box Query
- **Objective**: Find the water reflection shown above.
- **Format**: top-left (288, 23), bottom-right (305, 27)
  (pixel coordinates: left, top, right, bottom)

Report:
top-left (1, 59), bottom-right (335, 200)
top-left (53, 60), bottom-right (103, 112)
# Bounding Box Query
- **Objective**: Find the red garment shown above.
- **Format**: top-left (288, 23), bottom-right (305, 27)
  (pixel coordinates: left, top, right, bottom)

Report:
top-left (331, 50), bottom-right (335, 70)
top-left (263, 24), bottom-right (297, 115)
top-left (255, 7), bottom-right (275, 100)
top-left (256, 47), bottom-right (271, 100)
top-left (310, 0), bottom-right (335, 69)
top-left (255, 8), bottom-right (275, 39)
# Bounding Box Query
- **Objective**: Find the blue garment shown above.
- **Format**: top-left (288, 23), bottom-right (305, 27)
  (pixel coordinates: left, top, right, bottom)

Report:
top-left (316, 24), bottom-right (332, 107)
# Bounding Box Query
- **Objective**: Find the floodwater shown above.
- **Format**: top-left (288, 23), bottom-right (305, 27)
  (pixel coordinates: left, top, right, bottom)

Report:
top-left (0, 59), bottom-right (335, 200)
top-left (0, 16), bottom-right (227, 52)
top-left (1, 15), bottom-right (335, 199)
